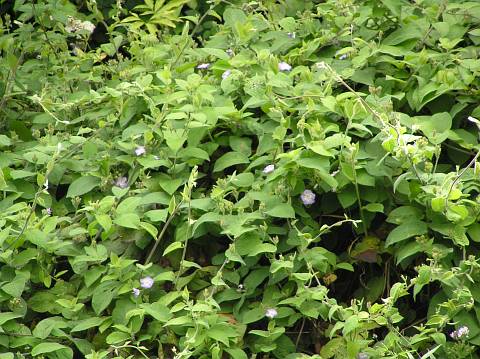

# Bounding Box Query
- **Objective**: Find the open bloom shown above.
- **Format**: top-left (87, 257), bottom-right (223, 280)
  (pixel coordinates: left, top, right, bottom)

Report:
top-left (226, 49), bottom-right (234, 57)
top-left (265, 308), bottom-right (278, 319)
top-left (197, 63), bottom-right (210, 70)
top-left (140, 276), bottom-right (154, 289)
top-left (222, 70), bottom-right (231, 79)
top-left (278, 61), bottom-right (292, 71)
top-left (287, 32), bottom-right (296, 39)
top-left (135, 146), bottom-right (146, 156)
top-left (132, 288), bottom-right (140, 297)
top-left (263, 164), bottom-right (275, 174)
top-left (450, 325), bottom-right (469, 340)
top-left (300, 189), bottom-right (316, 205)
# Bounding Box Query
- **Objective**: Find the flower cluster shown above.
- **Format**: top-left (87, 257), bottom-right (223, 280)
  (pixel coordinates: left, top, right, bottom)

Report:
top-left (132, 276), bottom-right (154, 298)
top-left (450, 325), bottom-right (469, 340)
top-left (65, 16), bottom-right (95, 34)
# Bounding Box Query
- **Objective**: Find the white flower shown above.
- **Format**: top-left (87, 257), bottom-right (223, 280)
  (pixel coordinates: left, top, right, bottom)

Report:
top-left (287, 32), bottom-right (296, 39)
top-left (265, 308), bottom-right (278, 319)
top-left (135, 146), bottom-right (146, 156)
top-left (263, 164), bottom-right (275, 174)
top-left (226, 49), bottom-right (234, 57)
top-left (278, 61), bottom-right (292, 71)
top-left (222, 70), bottom-right (231, 79)
top-left (197, 63), bottom-right (210, 70)
top-left (132, 288), bottom-right (140, 297)
top-left (65, 17), bottom-right (95, 34)
top-left (46, 208), bottom-right (52, 216)
top-left (81, 21), bottom-right (95, 34)
top-left (339, 54), bottom-right (348, 60)
top-left (140, 276), bottom-right (154, 289)
top-left (300, 189), bottom-right (316, 205)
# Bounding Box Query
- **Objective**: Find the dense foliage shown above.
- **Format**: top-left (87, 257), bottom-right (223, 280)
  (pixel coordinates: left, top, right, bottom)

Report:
top-left (1, 0), bottom-right (480, 358)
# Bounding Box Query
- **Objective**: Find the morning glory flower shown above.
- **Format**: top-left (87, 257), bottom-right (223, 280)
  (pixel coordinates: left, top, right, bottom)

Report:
top-left (140, 276), bottom-right (154, 289)
top-left (197, 63), bottom-right (210, 70)
top-left (114, 176), bottom-right (128, 189)
top-left (300, 189), bottom-right (316, 205)
top-left (278, 61), bottom-right (292, 71)
top-left (339, 54), bottom-right (348, 60)
top-left (222, 70), bottom-right (231, 79)
top-left (357, 354), bottom-right (368, 359)
top-left (265, 308), bottom-right (278, 319)
top-left (263, 164), bottom-right (275, 174)
top-left (135, 146), bottom-right (146, 156)
top-left (287, 32), bottom-right (296, 39)
top-left (226, 49), bottom-right (234, 57)
top-left (132, 288), bottom-right (140, 297)
top-left (450, 325), bottom-right (469, 340)
top-left (46, 208), bottom-right (52, 216)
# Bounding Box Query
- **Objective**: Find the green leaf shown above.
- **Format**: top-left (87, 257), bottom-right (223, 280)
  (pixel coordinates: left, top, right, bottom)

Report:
top-left (385, 221), bottom-right (428, 247)
top-left (114, 213), bottom-right (141, 229)
top-left (0, 312), bottom-right (21, 325)
top-left (92, 287), bottom-right (115, 315)
top-left (71, 317), bottom-right (106, 332)
top-left (0, 135), bottom-right (11, 146)
top-left (207, 323), bottom-right (238, 345)
top-left (66, 176), bottom-right (100, 197)
top-left (163, 241), bottom-right (183, 255)
top-left (33, 317), bottom-right (67, 339)
top-left (31, 343), bottom-right (71, 356)
top-left (395, 241), bottom-right (424, 264)
top-left (141, 301), bottom-right (172, 322)
top-left (265, 203), bottom-right (295, 218)
top-left (145, 209), bottom-right (168, 222)
top-left (96, 214), bottom-right (112, 232)
top-left (213, 152), bottom-right (249, 172)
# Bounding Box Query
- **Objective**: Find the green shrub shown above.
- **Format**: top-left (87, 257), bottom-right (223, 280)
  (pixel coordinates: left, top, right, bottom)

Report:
top-left (1, 0), bottom-right (480, 358)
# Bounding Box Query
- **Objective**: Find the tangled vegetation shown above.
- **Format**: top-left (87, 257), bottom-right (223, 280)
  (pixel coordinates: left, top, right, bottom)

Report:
top-left (1, 0), bottom-right (480, 358)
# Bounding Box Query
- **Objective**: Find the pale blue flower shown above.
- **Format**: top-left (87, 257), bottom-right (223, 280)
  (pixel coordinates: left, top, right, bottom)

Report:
top-left (278, 61), bottom-right (292, 71)
top-left (222, 70), bottom-right (231, 79)
top-left (263, 164), bottom-right (275, 174)
top-left (450, 325), bottom-right (469, 339)
top-left (140, 276), bottom-right (154, 289)
top-left (135, 146), bottom-right (146, 156)
top-left (132, 288), bottom-right (140, 297)
top-left (197, 63), bottom-right (210, 70)
top-left (114, 176), bottom-right (128, 189)
top-left (300, 189), bottom-right (316, 205)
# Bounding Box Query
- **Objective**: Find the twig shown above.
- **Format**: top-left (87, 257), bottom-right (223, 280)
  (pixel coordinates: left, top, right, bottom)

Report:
top-left (144, 201), bottom-right (183, 265)
top-left (444, 149), bottom-right (480, 210)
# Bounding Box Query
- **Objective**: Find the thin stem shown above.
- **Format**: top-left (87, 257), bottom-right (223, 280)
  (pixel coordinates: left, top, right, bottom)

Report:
top-left (444, 149), bottom-right (480, 210)
top-left (350, 150), bottom-right (368, 236)
top-left (144, 201), bottom-right (183, 265)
